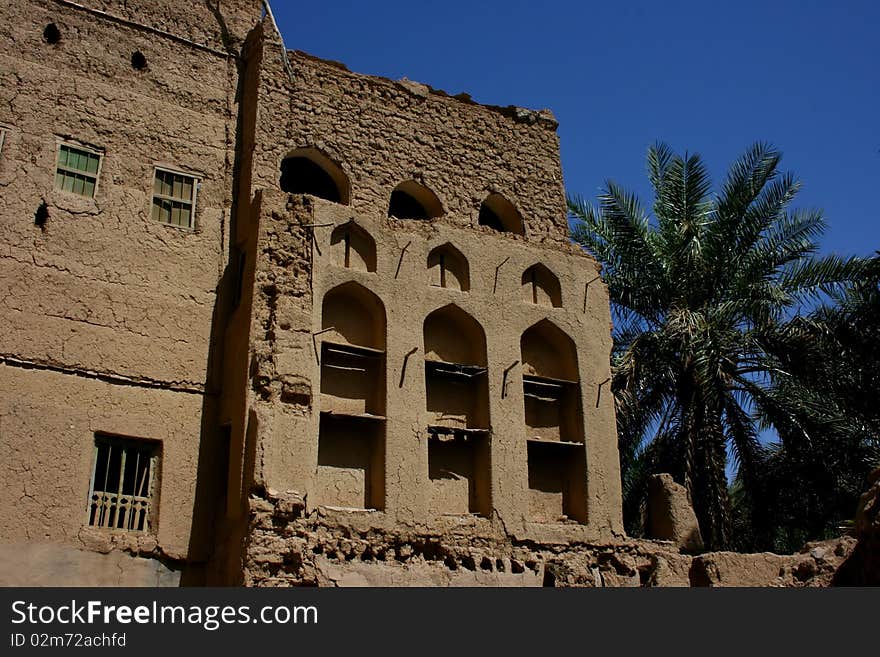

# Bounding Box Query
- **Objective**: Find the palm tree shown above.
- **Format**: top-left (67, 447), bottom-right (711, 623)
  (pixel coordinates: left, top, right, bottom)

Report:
top-left (567, 143), bottom-right (867, 549)
top-left (735, 257), bottom-right (880, 552)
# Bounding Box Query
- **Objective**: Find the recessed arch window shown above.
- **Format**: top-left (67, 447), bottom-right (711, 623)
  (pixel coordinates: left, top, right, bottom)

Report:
top-left (330, 222), bottom-right (377, 273)
top-left (317, 282), bottom-right (386, 510)
top-left (478, 193), bottom-right (524, 235)
top-left (521, 263), bottom-right (562, 308)
top-left (280, 147), bottom-right (350, 204)
top-left (521, 319), bottom-right (579, 384)
top-left (388, 180), bottom-right (443, 220)
top-left (423, 304), bottom-right (490, 516)
top-left (427, 243), bottom-right (470, 291)
top-left (321, 281), bottom-right (385, 350)
top-left (520, 319), bottom-right (586, 523)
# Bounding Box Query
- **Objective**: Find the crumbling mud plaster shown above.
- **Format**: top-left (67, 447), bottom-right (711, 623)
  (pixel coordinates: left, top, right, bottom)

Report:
top-left (646, 473), bottom-right (704, 552)
top-left (245, 491), bottom-right (857, 588)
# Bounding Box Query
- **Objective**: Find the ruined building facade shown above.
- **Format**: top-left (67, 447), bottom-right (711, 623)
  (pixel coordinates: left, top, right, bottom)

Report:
top-left (0, 0), bottom-right (630, 586)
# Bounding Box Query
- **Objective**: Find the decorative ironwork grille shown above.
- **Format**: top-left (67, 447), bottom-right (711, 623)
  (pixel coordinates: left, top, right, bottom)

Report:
top-left (87, 436), bottom-right (158, 532)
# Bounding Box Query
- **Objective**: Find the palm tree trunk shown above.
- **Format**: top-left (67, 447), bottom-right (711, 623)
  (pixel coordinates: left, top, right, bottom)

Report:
top-left (679, 375), bottom-right (732, 550)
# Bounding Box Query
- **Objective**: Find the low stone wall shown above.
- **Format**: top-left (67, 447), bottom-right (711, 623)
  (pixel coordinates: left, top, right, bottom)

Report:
top-left (243, 490), bottom-right (856, 588)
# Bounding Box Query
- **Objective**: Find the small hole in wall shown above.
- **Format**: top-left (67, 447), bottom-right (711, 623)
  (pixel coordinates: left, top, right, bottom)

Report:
top-left (34, 201), bottom-right (49, 231)
top-left (131, 51), bottom-right (147, 71)
top-left (43, 23), bottom-right (61, 45)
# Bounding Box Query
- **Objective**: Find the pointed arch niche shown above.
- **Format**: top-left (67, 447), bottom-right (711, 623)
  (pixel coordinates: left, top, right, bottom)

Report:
top-left (423, 304), bottom-right (491, 516)
top-left (388, 180), bottom-right (444, 220)
top-left (317, 282), bottom-right (386, 510)
top-left (478, 193), bottom-right (524, 235)
top-left (280, 147), bottom-right (350, 204)
top-left (521, 263), bottom-right (562, 308)
top-left (520, 320), bottom-right (586, 523)
top-left (330, 222), bottom-right (377, 273)
top-left (427, 243), bottom-right (470, 291)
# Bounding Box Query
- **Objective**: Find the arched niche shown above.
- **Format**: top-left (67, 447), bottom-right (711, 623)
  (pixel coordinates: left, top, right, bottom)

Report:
top-left (423, 304), bottom-right (491, 516)
top-left (521, 263), bottom-right (562, 308)
top-left (520, 319), bottom-right (579, 382)
top-left (424, 304), bottom-right (487, 367)
top-left (321, 281), bottom-right (386, 350)
top-left (317, 282), bottom-right (386, 510)
top-left (520, 320), bottom-right (586, 523)
top-left (427, 243), bottom-right (470, 291)
top-left (330, 222), bottom-right (377, 273)
top-left (388, 180), bottom-right (444, 220)
top-left (280, 147), bottom-right (350, 204)
top-left (478, 193), bottom-right (524, 235)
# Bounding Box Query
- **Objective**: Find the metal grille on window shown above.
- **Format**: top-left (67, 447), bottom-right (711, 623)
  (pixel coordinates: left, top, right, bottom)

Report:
top-left (88, 436), bottom-right (157, 532)
top-left (55, 144), bottom-right (100, 197)
top-left (152, 169), bottom-right (196, 228)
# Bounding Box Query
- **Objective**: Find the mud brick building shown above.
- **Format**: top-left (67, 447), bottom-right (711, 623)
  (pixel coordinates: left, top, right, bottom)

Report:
top-left (0, 0), bottom-right (630, 586)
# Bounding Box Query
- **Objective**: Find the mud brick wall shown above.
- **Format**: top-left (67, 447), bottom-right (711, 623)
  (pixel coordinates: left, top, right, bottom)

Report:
top-left (234, 30), bottom-right (624, 585)
top-left (0, 0), bottom-right (263, 584)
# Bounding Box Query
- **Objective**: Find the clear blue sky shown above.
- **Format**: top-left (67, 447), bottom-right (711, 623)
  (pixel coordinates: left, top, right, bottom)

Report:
top-left (272, 0), bottom-right (878, 257)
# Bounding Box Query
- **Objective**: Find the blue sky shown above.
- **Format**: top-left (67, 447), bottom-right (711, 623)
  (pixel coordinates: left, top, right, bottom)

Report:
top-left (272, 0), bottom-right (879, 257)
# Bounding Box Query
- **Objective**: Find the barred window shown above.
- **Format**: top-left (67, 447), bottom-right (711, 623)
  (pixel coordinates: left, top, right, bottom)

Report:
top-left (152, 168), bottom-right (198, 228)
top-left (56, 143), bottom-right (101, 197)
top-left (87, 435), bottom-right (159, 533)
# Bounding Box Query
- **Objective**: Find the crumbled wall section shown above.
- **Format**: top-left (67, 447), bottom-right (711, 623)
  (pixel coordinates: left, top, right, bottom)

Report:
top-left (252, 45), bottom-right (570, 243)
top-left (245, 491), bottom-right (856, 587)
top-left (48, 0), bottom-right (261, 53)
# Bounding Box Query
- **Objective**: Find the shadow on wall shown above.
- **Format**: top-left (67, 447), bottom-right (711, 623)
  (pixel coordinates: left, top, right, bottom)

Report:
top-left (180, 18), bottom-right (253, 584)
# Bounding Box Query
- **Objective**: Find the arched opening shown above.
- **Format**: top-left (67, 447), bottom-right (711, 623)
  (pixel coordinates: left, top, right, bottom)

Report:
top-left (520, 320), bottom-right (586, 523)
top-left (321, 281), bottom-right (385, 350)
top-left (330, 222), bottom-right (377, 273)
top-left (388, 180), bottom-right (443, 220)
top-left (521, 319), bottom-right (579, 382)
top-left (317, 282), bottom-right (385, 510)
top-left (423, 305), bottom-right (490, 516)
top-left (280, 147), bottom-right (350, 204)
top-left (424, 304), bottom-right (486, 369)
top-left (521, 263), bottom-right (562, 308)
top-left (427, 243), bottom-right (470, 291)
top-left (478, 193), bottom-right (524, 235)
